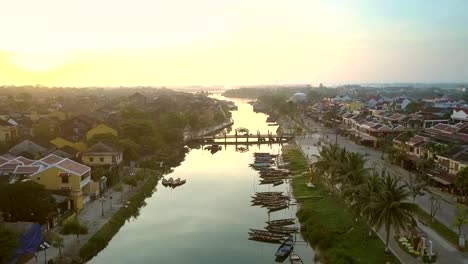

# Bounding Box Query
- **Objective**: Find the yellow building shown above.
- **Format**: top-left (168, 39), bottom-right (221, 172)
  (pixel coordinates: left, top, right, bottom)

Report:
top-left (82, 142), bottom-right (123, 167)
top-left (345, 101), bottom-right (365, 111)
top-left (0, 119), bottom-right (18, 142)
top-left (48, 110), bottom-right (68, 121)
top-left (29, 154), bottom-right (99, 211)
top-left (50, 137), bottom-right (87, 152)
top-left (86, 124), bottom-right (118, 141)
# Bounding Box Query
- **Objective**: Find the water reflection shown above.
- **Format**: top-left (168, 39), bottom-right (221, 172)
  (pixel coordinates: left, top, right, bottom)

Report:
top-left (89, 96), bottom-right (314, 264)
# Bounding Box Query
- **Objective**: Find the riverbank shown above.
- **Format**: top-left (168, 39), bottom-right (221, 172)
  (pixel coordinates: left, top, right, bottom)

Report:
top-left (183, 118), bottom-right (234, 142)
top-left (283, 145), bottom-right (400, 264)
top-left (77, 172), bottom-right (162, 262)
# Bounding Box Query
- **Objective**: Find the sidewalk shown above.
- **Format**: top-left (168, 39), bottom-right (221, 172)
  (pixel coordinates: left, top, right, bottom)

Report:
top-left (29, 184), bottom-right (138, 264)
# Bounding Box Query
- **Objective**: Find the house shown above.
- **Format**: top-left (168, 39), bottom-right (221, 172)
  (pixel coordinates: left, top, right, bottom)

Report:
top-left (345, 101), bottom-right (365, 111)
top-left (435, 145), bottom-right (468, 180)
top-left (29, 154), bottom-right (99, 211)
top-left (5, 113), bottom-right (33, 137)
top-left (85, 123), bottom-right (118, 141)
top-left (51, 146), bottom-right (79, 159)
top-left (451, 108), bottom-right (468, 123)
top-left (392, 98), bottom-right (412, 111)
top-left (8, 139), bottom-right (55, 159)
top-left (49, 137), bottom-right (87, 152)
top-left (32, 117), bottom-right (60, 138)
top-left (58, 115), bottom-right (97, 142)
top-left (82, 142), bottom-right (123, 167)
top-left (129, 92), bottom-right (147, 106)
top-left (0, 119), bottom-right (17, 142)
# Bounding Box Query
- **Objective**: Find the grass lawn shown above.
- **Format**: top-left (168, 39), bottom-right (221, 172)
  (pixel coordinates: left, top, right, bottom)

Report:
top-left (413, 206), bottom-right (466, 252)
top-left (283, 146), bottom-right (400, 264)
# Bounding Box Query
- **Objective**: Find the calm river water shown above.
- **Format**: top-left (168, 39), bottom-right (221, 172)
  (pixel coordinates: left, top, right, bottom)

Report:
top-left (89, 95), bottom-right (315, 264)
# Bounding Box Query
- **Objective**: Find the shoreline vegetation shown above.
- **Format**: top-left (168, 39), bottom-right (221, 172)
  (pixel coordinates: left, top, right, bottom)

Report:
top-left (283, 145), bottom-right (399, 264)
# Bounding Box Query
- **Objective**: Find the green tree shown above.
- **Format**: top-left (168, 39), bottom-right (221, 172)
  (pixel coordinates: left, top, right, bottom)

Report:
top-left (452, 204), bottom-right (468, 243)
top-left (44, 231), bottom-right (64, 258)
top-left (405, 173), bottom-right (428, 202)
top-left (352, 172), bottom-right (382, 236)
top-left (0, 181), bottom-right (56, 224)
top-left (313, 144), bottom-right (347, 193)
top-left (61, 217), bottom-right (88, 239)
top-left (366, 175), bottom-right (417, 252)
top-left (456, 167), bottom-right (468, 198)
top-left (0, 224), bottom-right (18, 264)
top-left (340, 152), bottom-right (369, 199)
top-left (91, 166), bottom-right (108, 182)
top-left (123, 176), bottom-right (137, 189)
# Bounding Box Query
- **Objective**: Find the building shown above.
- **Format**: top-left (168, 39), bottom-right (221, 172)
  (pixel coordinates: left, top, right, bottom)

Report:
top-left (0, 119), bottom-right (17, 142)
top-left (8, 139), bottom-right (55, 159)
top-left (82, 142), bottom-right (123, 167)
top-left (85, 123), bottom-right (118, 141)
top-left (29, 154), bottom-right (99, 211)
top-left (451, 108), bottom-right (468, 123)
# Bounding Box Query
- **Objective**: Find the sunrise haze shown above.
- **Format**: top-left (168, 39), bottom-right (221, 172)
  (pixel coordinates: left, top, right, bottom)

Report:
top-left (1, 0), bottom-right (467, 86)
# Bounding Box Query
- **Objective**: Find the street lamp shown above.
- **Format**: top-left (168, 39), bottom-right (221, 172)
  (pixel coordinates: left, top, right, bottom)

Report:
top-left (99, 196), bottom-right (106, 217)
top-left (38, 241), bottom-right (50, 264)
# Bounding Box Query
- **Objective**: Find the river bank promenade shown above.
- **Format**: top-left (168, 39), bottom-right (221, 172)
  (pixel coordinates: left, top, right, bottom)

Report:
top-left (283, 116), bottom-right (468, 264)
top-left (26, 181), bottom-right (145, 264)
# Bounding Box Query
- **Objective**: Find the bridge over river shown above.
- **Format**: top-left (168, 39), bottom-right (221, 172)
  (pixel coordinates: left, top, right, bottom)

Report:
top-left (190, 127), bottom-right (294, 144)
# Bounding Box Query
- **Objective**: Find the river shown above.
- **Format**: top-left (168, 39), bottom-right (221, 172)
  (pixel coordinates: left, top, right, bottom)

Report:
top-left (89, 95), bottom-right (315, 264)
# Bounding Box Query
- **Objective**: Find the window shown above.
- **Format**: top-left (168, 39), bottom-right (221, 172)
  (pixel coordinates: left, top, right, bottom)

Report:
top-left (100, 157), bottom-right (104, 162)
top-left (62, 175), bottom-right (69, 184)
top-left (89, 157), bottom-right (94, 162)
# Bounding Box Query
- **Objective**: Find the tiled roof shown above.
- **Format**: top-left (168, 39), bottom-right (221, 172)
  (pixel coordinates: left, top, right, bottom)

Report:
top-left (84, 142), bottom-right (121, 154)
top-left (14, 165), bottom-right (42, 175)
top-left (56, 159), bottom-right (90, 175)
top-left (14, 156), bottom-right (34, 165)
top-left (40, 154), bottom-right (65, 165)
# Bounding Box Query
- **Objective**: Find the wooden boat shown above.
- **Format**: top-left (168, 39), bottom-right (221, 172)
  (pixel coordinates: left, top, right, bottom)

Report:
top-left (161, 178), bottom-right (168, 186)
top-left (273, 180), bottom-right (284, 186)
top-left (267, 226), bottom-right (298, 234)
top-left (289, 252), bottom-right (303, 264)
top-left (173, 178), bottom-right (181, 186)
top-left (275, 235), bottom-right (294, 257)
top-left (250, 162), bottom-right (270, 168)
top-left (255, 191), bottom-right (283, 196)
top-left (268, 205), bottom-right (288, 213)
top-left (249, 229), bottom-right (286, 238)
top-left (248, 236), bottom-right (283, 244)
top-left (266, 218), bottom-right (295, 226)
top-left (178, 179), bottom-right (186, 186)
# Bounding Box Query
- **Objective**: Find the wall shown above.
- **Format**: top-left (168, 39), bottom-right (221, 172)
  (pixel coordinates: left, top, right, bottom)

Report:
top-left (82, 154), bottom-right (119, 166)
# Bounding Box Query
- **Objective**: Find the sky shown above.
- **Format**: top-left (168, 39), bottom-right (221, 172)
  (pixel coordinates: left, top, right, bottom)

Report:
top-left (0, 0), bottom-right (467, 86)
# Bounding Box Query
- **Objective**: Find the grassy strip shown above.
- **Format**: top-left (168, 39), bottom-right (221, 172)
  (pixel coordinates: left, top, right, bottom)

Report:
top-left (283, 146), bottom-right (399, 264)
top-left (78, 174), bottom-right (160, 262)
top-left (413, 206), bottom-right (466, 252)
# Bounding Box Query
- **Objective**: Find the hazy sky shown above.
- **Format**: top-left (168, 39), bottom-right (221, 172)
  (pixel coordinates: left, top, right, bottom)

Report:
top-left (0, 0), bottom-right (467, 86)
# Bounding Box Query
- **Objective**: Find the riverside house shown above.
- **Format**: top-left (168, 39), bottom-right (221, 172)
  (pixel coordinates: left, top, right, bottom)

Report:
top-left (82, 142), bottom-right (123, 167)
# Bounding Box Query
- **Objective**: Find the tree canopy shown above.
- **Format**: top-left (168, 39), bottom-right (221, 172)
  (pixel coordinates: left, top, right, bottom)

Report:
top-left (0, 181), bottom-right (56, 224)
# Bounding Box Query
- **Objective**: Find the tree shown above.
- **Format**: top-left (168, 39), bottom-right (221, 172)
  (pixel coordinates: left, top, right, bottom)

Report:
top-left (123, 176), bottom-right (137, 189)
top-left (44, 231), bottom-right (64, 258)
top-left (61, 217), bottom-right (88, 239)
top-left (340, 152), bottom-right (369, 199)
top-left (452, 204), bottom-right (468, 245)
top-left (429, 194), bottom-right (441, 222)
top-left (91, 166), bottom-right (108, 182)
top-left (456, 167), bottom-right (468, 198)
top-left (352, 172), bottom-right (382, 236)
top-left (0, 224), bottom-right (18, 264)
top-left (405, 173), bottom-right (428, 202)
top-left (0, 181), bottom-right (56, 224)
top-left (366, 175), bottom-right (417, 252)
top-left (313, 144), bottom-right (347, 193)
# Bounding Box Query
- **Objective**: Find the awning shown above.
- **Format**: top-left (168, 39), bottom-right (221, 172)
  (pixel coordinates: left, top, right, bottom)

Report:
top-left (430, 176), bottom-right (452, 186)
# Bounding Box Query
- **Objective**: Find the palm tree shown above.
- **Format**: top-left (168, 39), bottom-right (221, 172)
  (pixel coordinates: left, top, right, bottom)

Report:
top-left (313, 144), bottom-right (346, 193)
top-left (352, 172), bottom-right (382, 236)
top-left (341, 152), bottom-right (369, 199)
top-left (366, 175), bottom-right (417, 252)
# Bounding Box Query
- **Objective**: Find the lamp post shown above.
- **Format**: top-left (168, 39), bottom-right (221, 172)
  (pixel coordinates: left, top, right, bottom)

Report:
top-left (99, 196), bottom-right (106, 217)
top-left (38, 241), bottom-right (50, 264)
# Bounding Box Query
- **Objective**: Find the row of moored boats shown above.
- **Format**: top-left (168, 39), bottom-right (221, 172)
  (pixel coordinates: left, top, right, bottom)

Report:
top-left (161, 177), bottom-right (186, 188)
